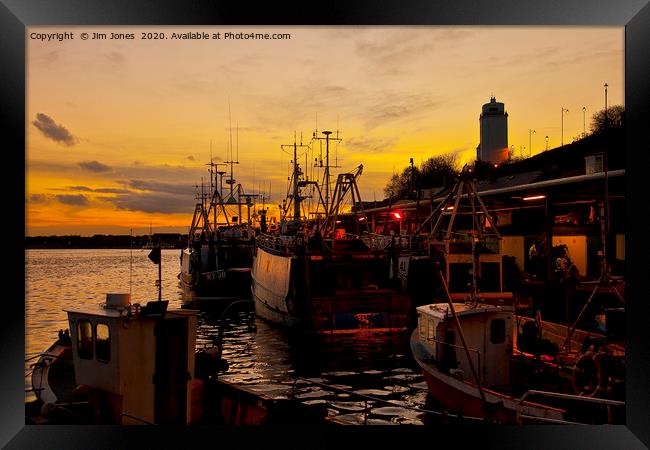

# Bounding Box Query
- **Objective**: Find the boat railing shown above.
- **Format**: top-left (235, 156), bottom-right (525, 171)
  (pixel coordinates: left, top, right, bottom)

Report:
top-left (364, 233), bottom-right (422, 253)
top-left (256, 233), bottom-right (304, 253)
top-left (515, 389), bottom-right (625, 424)
top-left (424, 336), bottom-right (481, 380)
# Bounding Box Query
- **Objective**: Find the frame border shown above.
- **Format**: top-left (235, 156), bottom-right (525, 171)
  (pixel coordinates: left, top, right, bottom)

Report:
top-left (2, 1), bottom-right (648, 448)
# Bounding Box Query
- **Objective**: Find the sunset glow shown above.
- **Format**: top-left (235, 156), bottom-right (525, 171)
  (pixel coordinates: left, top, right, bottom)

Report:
top-left (26, 26), bottom-right (623, 236)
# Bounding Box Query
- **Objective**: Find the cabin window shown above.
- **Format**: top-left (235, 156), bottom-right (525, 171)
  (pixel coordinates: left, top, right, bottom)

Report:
top-left (77, 320), bottom-right (93, 360)
top-left (490, 319), bottom-right (506, 344)
top-left (95, 322), bottom-right (111, 363)
top-left (419, 316), bottom-right (426, 338)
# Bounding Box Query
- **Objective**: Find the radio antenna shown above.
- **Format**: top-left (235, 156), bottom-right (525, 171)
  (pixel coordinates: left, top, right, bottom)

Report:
top-left (228, 96), bottom-right (233, 162)
top-left (129, 227), bottom-right (133, 298)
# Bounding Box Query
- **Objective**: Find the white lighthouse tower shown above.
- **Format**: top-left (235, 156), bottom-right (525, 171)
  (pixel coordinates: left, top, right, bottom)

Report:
top-left (477, 96), bottom-right (509, 164)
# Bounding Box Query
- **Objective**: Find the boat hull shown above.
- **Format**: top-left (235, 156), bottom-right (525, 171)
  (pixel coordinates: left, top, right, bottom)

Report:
top-left (252, 288), bottom-right (303, 328)
top-left (31, 341), bottom-right (75, 406)
top-left (410, 329), bottom-right (565, 423)
top-left (180, 247), bottom-right (253, 298)
top-left (252, 245), bottom-right (411, 335)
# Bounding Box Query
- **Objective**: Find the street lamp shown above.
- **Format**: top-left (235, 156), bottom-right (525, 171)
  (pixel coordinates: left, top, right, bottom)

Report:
top-left (528, 129), bottom-right (536, 157)
top-left (561, 107), bottom-right (569, 146)
top-left (582, 106), bottom-right (586, 137)
top-left (545, 135), bottom-right (549, 150)
top-left (604, 83), bottom-right (609, 128)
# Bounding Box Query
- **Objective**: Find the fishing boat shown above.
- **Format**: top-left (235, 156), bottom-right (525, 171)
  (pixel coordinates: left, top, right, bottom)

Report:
top-left (411, 298), bottom-right (624, 424)
top-left (29, 330), bottom-right (75, 409)
top-left (179, 152), bottom-right (260, 299)
top-left (251, 132), bottom-right (411, 334)
top-left (26, 292), bottom-right (327, 425)
top-left (409, 171), bottom-right (625, 424)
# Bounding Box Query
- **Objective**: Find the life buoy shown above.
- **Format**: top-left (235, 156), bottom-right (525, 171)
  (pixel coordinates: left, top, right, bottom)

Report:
top-left (572, 350), bottom-right (606, 397)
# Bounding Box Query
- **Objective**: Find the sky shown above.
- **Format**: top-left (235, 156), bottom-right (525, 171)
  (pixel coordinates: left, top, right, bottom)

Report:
top-left (26, 26), bottom-right (624, 236)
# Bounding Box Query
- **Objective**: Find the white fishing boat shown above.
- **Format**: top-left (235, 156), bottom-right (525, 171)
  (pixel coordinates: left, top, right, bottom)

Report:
top-left (252, 133), bottom-right (411, 334)
top-left (26, 292), bottom-right (330, 425)
top-left (409, 171), bottom-right (625, 424)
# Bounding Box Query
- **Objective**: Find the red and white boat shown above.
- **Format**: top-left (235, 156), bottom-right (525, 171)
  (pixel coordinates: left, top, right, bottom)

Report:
top-left (30, 332), bottom-right (75, 406)
top-left (410, 301), bottom-right (625, 423)
top-left (409, 172), bottom-right (624, 424)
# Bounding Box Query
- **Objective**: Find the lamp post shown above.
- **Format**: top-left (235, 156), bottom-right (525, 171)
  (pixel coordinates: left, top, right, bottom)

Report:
top-left (604, 83), bottom-right (609, 128)
top-left (545, 135), bottom-right (549, 150)
top-left (561, 107), bottom-right (569, 146)
top-left (528, 129), bottom-right (536, 157)
top-left (582, 106), bottom-right (586, 137)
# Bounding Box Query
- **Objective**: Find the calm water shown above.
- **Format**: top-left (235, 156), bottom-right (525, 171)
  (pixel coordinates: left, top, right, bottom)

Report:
top-left (25, 249), bottom-right (440, 425)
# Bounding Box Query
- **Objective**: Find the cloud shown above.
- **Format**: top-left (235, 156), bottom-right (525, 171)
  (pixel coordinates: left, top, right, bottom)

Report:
top-left (354, 29), bottom-right (475, 77)
top-left (62, 185), bottom-right (130, 194)
top-left (56, 194), bottom-right (89, 206)
top-left (345, 136), bottom-right (399, 154)
top-left (28, 194), bottom-right (48, 204)
top-left (104, 51), bottom-right (126, 65)
top-left (105, 178), bottom-right (201, 214)
top-left (120, 179), bottom-right (194, 196)
top-left (106, 192), bottom-right (191, 214)
top-left (94, 187), bottom-right (131, 194)
top-left (186, 155), bottom-right (195, 161)
top-left (32, 113), bottom-right (77, 146)
top-left (361, 91), bottom-right (445, 130)
top-left (78, 160), bottom-right (112, 172)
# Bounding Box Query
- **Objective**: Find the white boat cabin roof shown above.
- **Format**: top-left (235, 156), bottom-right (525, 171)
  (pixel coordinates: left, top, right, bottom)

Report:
top-left (64, 306), bottom-right (126, 318)
top-left (416, 302), bottom-right (515, 321)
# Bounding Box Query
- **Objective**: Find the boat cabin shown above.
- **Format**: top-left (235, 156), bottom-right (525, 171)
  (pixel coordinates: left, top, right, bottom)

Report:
top-left (64, 293), bottom-right (198, 425)
top-left (416, 303), bottom-right (515, 387)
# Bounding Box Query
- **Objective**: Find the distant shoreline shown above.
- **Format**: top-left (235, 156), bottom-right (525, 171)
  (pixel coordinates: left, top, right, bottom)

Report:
top-left (25, 234), bottom-right (185, 250)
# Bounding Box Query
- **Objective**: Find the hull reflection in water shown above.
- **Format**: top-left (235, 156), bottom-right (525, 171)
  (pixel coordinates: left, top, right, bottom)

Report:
top-left (200, 308), bottom-right (446, 425)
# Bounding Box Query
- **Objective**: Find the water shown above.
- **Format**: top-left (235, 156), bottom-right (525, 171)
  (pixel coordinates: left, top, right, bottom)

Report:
top-left (25, 249), bottom-right (440, 425)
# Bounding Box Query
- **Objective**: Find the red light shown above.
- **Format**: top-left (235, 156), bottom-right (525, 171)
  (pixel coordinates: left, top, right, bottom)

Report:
top-left (392, 211), bottom-right (402, 220)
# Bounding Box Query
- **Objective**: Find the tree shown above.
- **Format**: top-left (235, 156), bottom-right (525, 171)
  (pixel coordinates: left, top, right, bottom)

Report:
top-left (590, 105), bottom-right (624, 134)
top-left (384, 168), bottom-right (419, 198)
top-left (384, 153), bottom-right (459, 198)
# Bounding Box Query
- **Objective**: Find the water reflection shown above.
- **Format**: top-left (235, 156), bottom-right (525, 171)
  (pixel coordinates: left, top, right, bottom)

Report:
top-left (202, 308), bottom-right (436, 424)
top-left (25, 249), bottom-right (439, 424)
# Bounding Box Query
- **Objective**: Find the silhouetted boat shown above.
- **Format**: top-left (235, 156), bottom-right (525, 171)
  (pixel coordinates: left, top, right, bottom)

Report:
top-left (252, 133), bottom-right (410, 334)
top-left (179, 155), bottom-right (257, 299)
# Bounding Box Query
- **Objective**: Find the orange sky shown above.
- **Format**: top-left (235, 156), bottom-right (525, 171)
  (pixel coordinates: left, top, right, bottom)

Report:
top-left (26, 26), bottom-right (624, 236)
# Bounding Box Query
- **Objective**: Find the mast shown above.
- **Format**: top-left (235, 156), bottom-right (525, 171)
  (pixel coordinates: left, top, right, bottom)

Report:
top-left (293, 138), bottom-right (299, 221)
top-left (281, 133), bottom-right (308, 222)
top-left (313, 128), bottom-right (341, 213)
top-left (324, 131), bottom-right (331, 211)
top-left (228, 98), bottom-right (234, 197)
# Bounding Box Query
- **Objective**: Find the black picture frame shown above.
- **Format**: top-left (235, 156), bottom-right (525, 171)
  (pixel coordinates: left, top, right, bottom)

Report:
top-left (3, 1), bottom-right (649, 448)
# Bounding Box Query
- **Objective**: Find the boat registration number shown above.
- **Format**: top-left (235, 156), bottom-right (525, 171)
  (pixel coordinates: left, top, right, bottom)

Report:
top-left (204, 270), bottom-right (226, 281)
